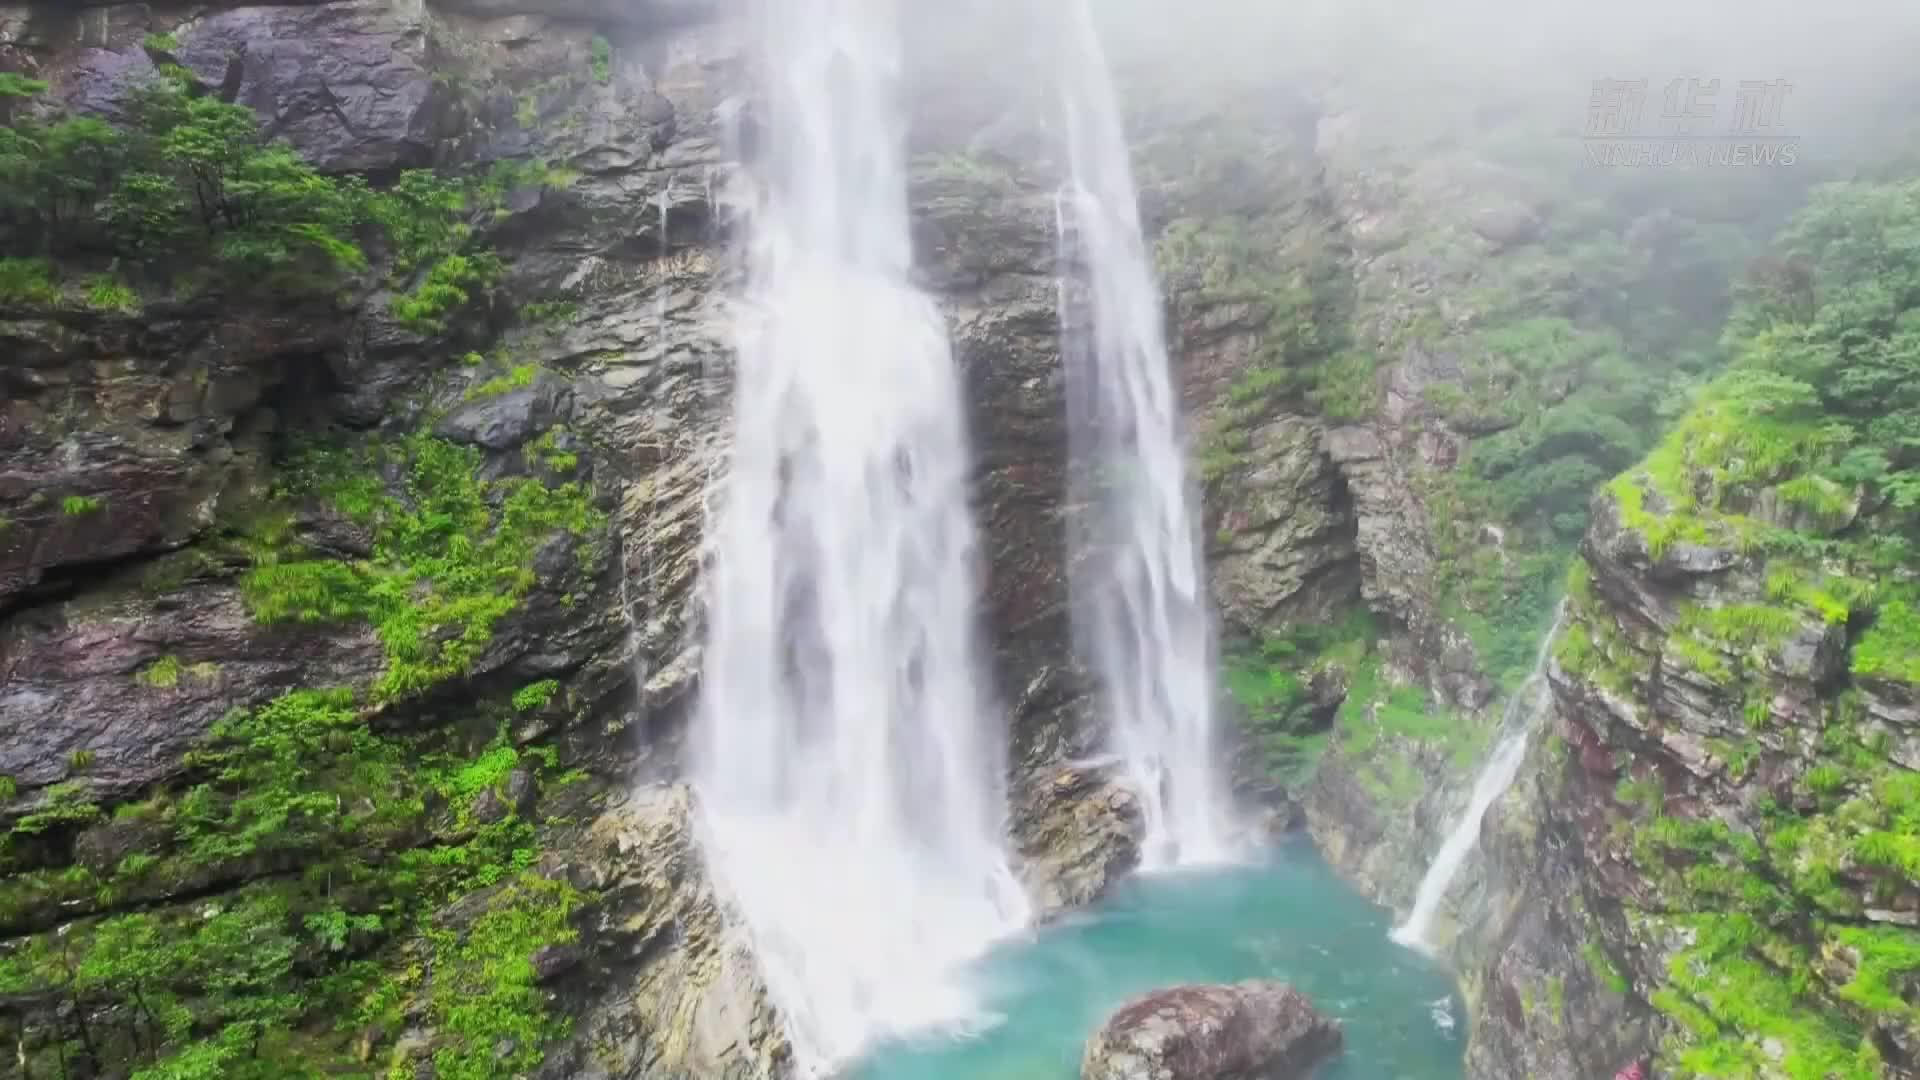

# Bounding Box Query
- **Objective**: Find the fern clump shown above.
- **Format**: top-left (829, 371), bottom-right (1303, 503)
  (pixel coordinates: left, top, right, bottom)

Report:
top-left (241, 433), bottom-right (603, 702)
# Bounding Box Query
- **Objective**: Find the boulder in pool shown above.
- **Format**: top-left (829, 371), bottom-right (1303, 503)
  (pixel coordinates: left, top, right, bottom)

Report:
top-left (1081, 980), bottom-right (1342, 1080)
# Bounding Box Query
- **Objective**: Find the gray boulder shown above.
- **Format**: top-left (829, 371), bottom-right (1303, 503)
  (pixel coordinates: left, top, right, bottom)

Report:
top-left (434, 379), bottom-right (564, 451)
top-left (173, 1), bottom-right (442, 173)
top-left (58, 46), bottom-right (158, 119)
top-left (1082, 981), bottom-right (1342, 1080)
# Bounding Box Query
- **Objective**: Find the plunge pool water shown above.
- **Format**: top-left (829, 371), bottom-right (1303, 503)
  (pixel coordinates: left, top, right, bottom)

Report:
top-left (850, 838), bottom-right (1464, 1080)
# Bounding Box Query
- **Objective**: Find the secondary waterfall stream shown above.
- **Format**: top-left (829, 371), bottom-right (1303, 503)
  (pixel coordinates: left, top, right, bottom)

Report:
top-left (1054, 0), bottom-right (1237, 868)
top-left (1392, 605), bottom-right (1568, 950)
top-left (691, 0), bottom-right (1029, 1071)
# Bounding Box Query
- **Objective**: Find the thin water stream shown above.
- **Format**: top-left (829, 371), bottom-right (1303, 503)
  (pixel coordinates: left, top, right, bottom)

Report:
top-left (1392, 605), bottom-right (1567, 951)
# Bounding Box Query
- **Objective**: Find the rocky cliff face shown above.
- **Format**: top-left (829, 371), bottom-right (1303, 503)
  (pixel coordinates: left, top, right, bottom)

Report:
top-left (1446, 487), bottom-right (1915, 1079)
top-left (3, 2), bottom-right (1897, 1078)
top-left (1129, 46), bottom-right (1920, 1080)
top-left (0, 1), bottom-right (768, 1074)
top-left (1143, 79), bottom-right (1590, 907)
top-left (0, 1), bottom-right (1155, 1074)
top-left (1448, 179), bottom-right (1920, 1076)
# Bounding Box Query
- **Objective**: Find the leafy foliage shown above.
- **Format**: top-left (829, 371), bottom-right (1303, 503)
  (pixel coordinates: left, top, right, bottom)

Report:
top-left (466, 361), bottom-right (538, 400)
top-left (0, 70), bottom-right (369, 291)
top-left (425, 874), bottom-right (581, 1079)
top-left (365, 167), bottom-right (519, 334)
top-left (1853, 597), bottom-right (1920, 682)
top-left (0, 688), bottom-right (586, 1079)
top-left (240, 433), bottom-right (603, 702)
top-left (389, 251), bottom-right (503, 334)
top-left (1673, 180), bottom-right (1920, 533)
top-left (511, 679), bottom-right (559, 713)
top-left (0, 256), bottom-right (57, 303)
top-left (1222, 609), bottom-right (1489, 796)
top-left (0, 70), bottom-right (549, 323)
top-left (138, 654), bottom-right (182, 688)
top-left (1571, 176), bottom-right (1920, 1078)
top-left (84, 272), bottom-right (137, 311)
top-left (1222, 614), bottom-right (1381, 789)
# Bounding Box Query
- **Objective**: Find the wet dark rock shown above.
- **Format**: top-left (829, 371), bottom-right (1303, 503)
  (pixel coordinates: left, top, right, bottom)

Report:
top-left (531, 943), bottom-right (582, 983)
top-left (72, 816), bottom-right (170, 875)
top-left (531, 786), bottom-right (791, 1080)
top-left (1015, 764), bottom-right (1144, 918)
top-left (290, 509), bottom-right (377, 561)
top-left (174, 1), bottom-right (443, 173)
top-left (1773, 618), bottom-right (1847, 683)
top-left (58, 45), bottom-right (157, 118)
top-left (1081, 981), bottom-right (1343, 1080)
top-left (1323, 423), bottom-right (1489, 710)
top-left (1861, 678), bottom-right (1920, 770)
top-left (0, 582), bottom-right (387, 802)
top-left (1656, 540), bottom-right (1738, 578)
top-left (0, 303), bottom-right (345, 606)
top-left (434, 383), bottom-right (562, 452)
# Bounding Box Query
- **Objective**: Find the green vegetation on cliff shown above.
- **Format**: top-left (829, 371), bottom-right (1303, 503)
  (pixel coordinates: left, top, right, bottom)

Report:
top-left (1567, 176), bottom-right (1920, 1079)
top-left (0, 66), bottom-right (364, 294)
top-left (0, 419), bottom-right (603, 1075)
top-left (1167, 96), bottom-right (1806, 744)
top-left (241, 432), bottom-right (603, 701)
top-left (1225, 610), bottom-right (1491, 802)
top-left (0, 38), bottom-right (615, 1080)
top-left (0, 687), bottom-right (586, 1079)
top-left (0, 351), bottom-right (603, 1076)
top-left (1223, 610), bottom-right (1377, 787)
top-left (1605, 181), bottom-right (1920, 567)
top-left (1420, 173), bottom-right (1807, 682)
top-left (0, 60), bottom-right (565, 334)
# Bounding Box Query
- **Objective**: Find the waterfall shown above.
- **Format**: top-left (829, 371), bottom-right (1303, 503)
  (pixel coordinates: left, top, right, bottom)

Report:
top-left (1391, 605), bottom-right (1568, 951)
top-left (1053, 0), bottom-right (1237, 868)
top-left (689, 0), bottom-right (1030, 1072)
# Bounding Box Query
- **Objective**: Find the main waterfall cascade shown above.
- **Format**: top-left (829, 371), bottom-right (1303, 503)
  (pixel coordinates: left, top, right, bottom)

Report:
top-left (1054, 0), bottom-right (1238, 867)
top-left (690, 0), bottom-right (1029, 1071)
top-left (1391, 604), bottom-right (1570, 951)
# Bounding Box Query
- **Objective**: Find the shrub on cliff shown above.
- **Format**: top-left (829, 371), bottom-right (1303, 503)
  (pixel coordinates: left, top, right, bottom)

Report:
top-left (0, 687), bottom-right (585, 1079)
top-left (0, 65), bottom-right (538, 321)
top-left (1728, 178), bottom-right (1920, 517)
top-left (0, 69), bottom-right (366, 293)
top-left (1583, 175), bottom-right (1920, 1080)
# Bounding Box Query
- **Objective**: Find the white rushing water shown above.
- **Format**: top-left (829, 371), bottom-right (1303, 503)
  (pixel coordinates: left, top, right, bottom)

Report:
top-left (1054, 0), bottom-right (1237, 868)
top-left (691, 0), bottom-right (1029, 1071)
top-left (1391, 606), bottom-right (1568, 951)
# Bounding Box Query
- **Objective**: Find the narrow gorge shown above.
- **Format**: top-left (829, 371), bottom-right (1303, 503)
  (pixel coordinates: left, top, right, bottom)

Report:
top-left (2, 1), bottom-right (1919, 1079)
